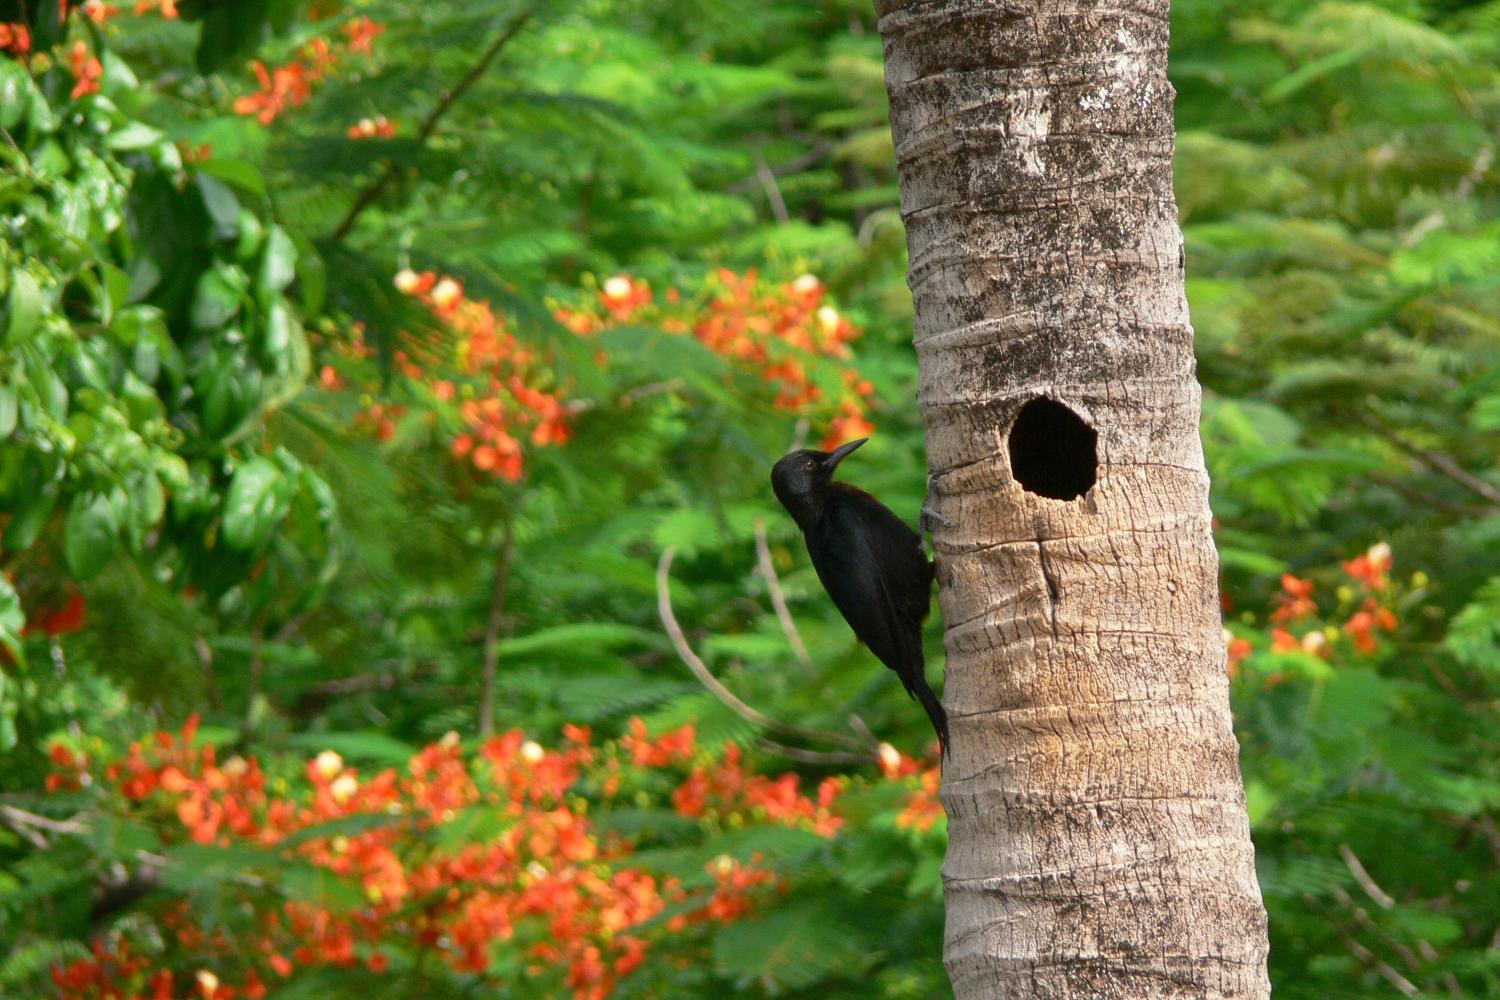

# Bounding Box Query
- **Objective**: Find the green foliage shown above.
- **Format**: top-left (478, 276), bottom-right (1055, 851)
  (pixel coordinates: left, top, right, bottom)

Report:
top-left (2, 0), bottom-right (1499, 997)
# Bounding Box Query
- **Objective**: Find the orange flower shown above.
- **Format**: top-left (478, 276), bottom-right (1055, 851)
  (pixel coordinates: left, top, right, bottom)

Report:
top-left (69, 41), bottom-right (104, 98)
top-left (599, 274), bottom-right (652, 320)
top-left (1343, 542), bottom-right (1392, 590)
top-left (24, 589), bottom-right (86, 636)
top-left (1271, 574), bottom-right (1317, 622)
top-left (0, 22), bottom-right (31, 54)
top-left (621, 718), bottom-right (696, 767)
top-left (895, 767), bottom-right (943, 833)
top-left (1344, 598), bottom-right (1396, 654)
top-left (302, 36), bottom-right (338, 77)
top-left (233, 60), bottom-right (312, 124)
top-left (343, 16), bottom-right (385, 54)
top-left (821, 401), bottom-right (875, 450)
top-left (1225, 629), bottom-right (1253, 678)
top-left (81, 1), bottom-right (119, 22)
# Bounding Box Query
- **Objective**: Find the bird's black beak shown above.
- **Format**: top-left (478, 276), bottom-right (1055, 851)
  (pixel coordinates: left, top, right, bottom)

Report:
top-left (822, 437), bottom-right (867, 471)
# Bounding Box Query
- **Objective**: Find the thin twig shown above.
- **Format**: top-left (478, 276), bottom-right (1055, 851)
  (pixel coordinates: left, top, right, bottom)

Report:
top-left (1308, 892), bottom-right (1421, 997)
top-left (195, 634), bottom-right (222, 712)
top-left (656, 548), bottom-right (869, 755)
top-left (1362, 414), bottom-right (1500, 508)
top-left (754, 737), bottom-right (871, 765)
top-left (788, 418), bottom-right (809, 452)
top-left (753, 519), bottom-right (810, 666)
top-left (0, 804), bottom-right (87, 849)
top-left (726, 143), bottom-right (831, 194)
top-left (479, 515), bottom-right (518, 739)
top-left (566, 378), bottom-right (684, 415)
top-left (754, 152), bottom-right (790, 224)
top-left (1368, 472), bottom-right (1479, 518)
top-left (846, 713), bottom-right (878, 748)
top-left (1339, 843), bottom-right (1396, 910)
top-left (329, 2), bottom-right (542, 242)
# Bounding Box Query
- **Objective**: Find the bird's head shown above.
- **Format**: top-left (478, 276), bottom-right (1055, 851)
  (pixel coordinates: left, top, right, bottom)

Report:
top-left (770, 437), bottom-right (866, 525)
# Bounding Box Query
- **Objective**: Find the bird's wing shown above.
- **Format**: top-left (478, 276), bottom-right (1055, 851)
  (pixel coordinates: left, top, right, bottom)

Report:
top-left (810, 493), bottom-right (930, 689)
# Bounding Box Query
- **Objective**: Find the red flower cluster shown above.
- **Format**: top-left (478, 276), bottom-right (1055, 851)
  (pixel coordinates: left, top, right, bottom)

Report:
top-left (1224, 628), bottom-right (1254, 677)
top-left (1228, 542), bottom-right (1406, 682)
top-left (0, 22), bottom-right (30, 54)
top-left (1271, 574), bottom-right (1317, 623)
top-left (23, 588), bottom-right (87, 636)
top-left (554, 270), bottom-right (877, 449)
top-left (1343, 541), bottom-right (1392, 590)
top-left (621, 717), bottom-right (696, 767)
top-left (52, 937), bottom-right (175, 1000)
top-left (387, 269), bottom-right (572, 480)
top-left (671, 742), bottom-right (843, 838)
top-left (48, 718), bottom-right (834, 1000)
top-left (68, 40), bottom-right (103, 98)
top-left (233, 16), bottom-right (384, 124)
top-left (874, 743), bottom-right (944, 833)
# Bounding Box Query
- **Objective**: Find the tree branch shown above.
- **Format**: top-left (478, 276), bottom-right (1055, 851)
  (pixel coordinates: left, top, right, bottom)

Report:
top-left (726, 143), bottom-right (831, 194)
top-left (0, 803), bottom-right (87, 849)
top-left (1338, 843), bottom-right (1395, 910)
top-left (753, 519), bottom-right (810, 666)
top-left (656, 547), bottom-right (870, 756)
top-left (753, 152), bottom-right (790, 224)
top-left (329, 2), bottom-right (542, 242)
top-left (1361, 415), bottom-right (1500, 509)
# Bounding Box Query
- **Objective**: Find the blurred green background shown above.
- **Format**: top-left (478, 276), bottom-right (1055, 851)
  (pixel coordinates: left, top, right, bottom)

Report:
top-left (1, 1), bottom-right (1499, 997)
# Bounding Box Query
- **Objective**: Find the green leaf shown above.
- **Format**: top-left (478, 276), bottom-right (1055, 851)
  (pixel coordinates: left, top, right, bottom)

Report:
top-left (277, 812), bottom-right (405, 851)
top-left (284, 730), bottom-right (417, 765)
top-left (259, 225), bottom-right (296, 294)
top-left (4, 270), bottom-right (42, 345)
top-left (712, 900), bottom-right (865, 992)
top-left (197, 352), bottom-right (261, 437)
top-left (290, 230), bottom-right (325, 314)
top-left (222, 457), bottom-right (282, 550)
top-left (262, 299), bottom-right (294, 358)
top-left (196, 174), bottom-right (241, 243)
top-left (106, 122), bottom-right (165, 152)
top-left (0, 383), bottom-right (16, 439)
top-left (1446, 577), bottom-right (1500, 674)
top-left (497, 622), bottom-right (661, 659)
top-left (0, 60), bottom-right (30, 130)
top-left (64, 494), bottom-right (118, 581)
top-left (0, 939), bottom-right (91, 987)
top-left (0, 574), bottom-right (24, 664)
top-left (4, 480), bottom-right (59, 553)
top-left (195, 0), bottom-right (272, 74)
top-left (196, 157), bottom-right (267, 197)
top-left (191, 264), bottom-right (247, 331)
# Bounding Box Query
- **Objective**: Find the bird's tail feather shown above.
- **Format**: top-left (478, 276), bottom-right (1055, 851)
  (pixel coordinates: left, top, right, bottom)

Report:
top-left (911, 677), bottom-right (949, 757)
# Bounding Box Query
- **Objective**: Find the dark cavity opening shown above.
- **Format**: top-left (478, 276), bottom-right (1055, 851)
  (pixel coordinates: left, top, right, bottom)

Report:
top-left (1007, 397), bottom-right (1098, 501)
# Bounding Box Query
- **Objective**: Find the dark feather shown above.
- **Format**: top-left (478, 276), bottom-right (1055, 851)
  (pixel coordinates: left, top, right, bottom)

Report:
top-left (772, 450), bottom-right (947, 754)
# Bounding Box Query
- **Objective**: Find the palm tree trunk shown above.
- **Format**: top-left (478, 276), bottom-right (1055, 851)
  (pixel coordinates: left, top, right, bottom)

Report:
top-left (875, 2), bottom-right (1271, 996)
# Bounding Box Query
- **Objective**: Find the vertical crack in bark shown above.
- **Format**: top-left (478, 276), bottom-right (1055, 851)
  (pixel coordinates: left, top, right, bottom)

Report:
top-left (1037, 538), bottom-right (1060, 641)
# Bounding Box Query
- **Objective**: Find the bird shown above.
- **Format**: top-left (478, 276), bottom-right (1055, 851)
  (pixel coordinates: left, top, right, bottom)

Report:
top-left (771, 437), bottom-right (948, 754)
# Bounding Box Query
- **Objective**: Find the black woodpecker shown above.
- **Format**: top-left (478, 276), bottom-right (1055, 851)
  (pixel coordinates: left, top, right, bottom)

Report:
top-left (770, 438), bottom-right (948, 753)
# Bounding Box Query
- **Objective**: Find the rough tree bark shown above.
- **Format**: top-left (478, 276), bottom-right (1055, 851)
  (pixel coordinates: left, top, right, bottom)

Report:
top-left (874, 2), bottom-right (1271, 997)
